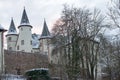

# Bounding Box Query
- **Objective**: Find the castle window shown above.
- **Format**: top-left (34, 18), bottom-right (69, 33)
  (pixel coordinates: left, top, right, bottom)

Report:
top-left (21, 40), bottom-right (24, 45)
top-left (8, 37), bottom-right (11, 41)
top-left (21, 28), bottom-right (23, 31)
top-left (22, 50), bottom-right (24, 52)
top-left (17, 46), bottom-right (19, 50)
top-left (51, 60), bottom-right (53, 63)
top-left (45, 52), bottom-right (48, 55)
top-left (9, 47), bottom-right (12, 50)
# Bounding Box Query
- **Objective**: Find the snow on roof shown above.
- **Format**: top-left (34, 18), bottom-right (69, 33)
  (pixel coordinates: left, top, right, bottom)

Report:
top-left (0, 24), bottom-right (4, 30)
top-left (26, 68), bottom-right (49, 72)
top-left (8, 31), bottom-right (17, 35)
top-left (20, 23), bottom-right (30, 26)
top-left (40, 36), bottom-right (52, 39)
top-left (0, 24), bottom-right (7, 32)
top-left (104, 28), bottom-right (120, 42)
top-left (32, 34), bottom-right (40, 48)
top-left (0, 24), bottom-right (7, 31)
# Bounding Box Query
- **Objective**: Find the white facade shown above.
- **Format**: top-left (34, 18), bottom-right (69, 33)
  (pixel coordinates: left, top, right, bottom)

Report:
top-left (16, 26), bottom-right (33, 52)
top-left (40, 39), bottom-right (50, 55)
top-left (0, 27), bottom-right (7, 74)
top-left (5, 9), bottom-right (55, 61)
top-left (48, 43), bottom-right (55, 63)
top-left (39, 38), bottom-right (54, 62)
top-left (33, 48), bottom-right (39, 53)
top-left (0, 32), bottom-right (3, 74)
top-left (6, 34), bottom-right (18, 51)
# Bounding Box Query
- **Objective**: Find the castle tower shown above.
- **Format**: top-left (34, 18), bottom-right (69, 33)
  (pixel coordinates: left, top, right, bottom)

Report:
top-left (16, 8), bottom-right (33, 52)
top-left (6, 18), bottom-right (18, 51)
top-left (0, 25), bottom-right (7, 74)
top-left (39, 19), bottom-right (51, 56)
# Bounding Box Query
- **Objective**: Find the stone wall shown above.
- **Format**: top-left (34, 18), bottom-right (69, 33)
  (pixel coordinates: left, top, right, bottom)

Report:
top-left (4, 50), bottom-right (49, 75)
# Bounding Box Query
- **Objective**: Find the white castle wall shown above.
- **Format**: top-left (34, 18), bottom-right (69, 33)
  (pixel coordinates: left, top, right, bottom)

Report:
top-left (0, 32), bottom-right (4, 74)
top-left (0, 32), bottom-right (2, 73)
top-left (33, 48), bottom-right (39, 53)
top-left (6, 35), bottom-right (18, 51)
top-left (16, 26), bottom-right (32, 52)
top-left (39, 38), bottom-right (55, 63)
top-left (48, 44), bottom-right (55, 63)
top-left (0, 32), bottom-right (2, 55)
top-left (40, 39), bottom-right (49, 55)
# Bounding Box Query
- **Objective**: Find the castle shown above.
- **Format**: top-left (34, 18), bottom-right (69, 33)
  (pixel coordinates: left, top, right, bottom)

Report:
top-left (0, 8), bottom-right (103, 80)
top-left (6, 8), bottom-right (51, 53)
top-left (0, 8), bottom-right (60, 76)
top-left (5, 8), bottom-right (54, 62)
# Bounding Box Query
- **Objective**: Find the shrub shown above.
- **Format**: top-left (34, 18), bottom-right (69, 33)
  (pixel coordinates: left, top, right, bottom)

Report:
top-left (25, 68), bottom-right (51, 80)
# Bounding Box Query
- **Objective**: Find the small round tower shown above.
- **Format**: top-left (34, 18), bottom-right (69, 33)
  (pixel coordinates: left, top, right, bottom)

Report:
top-left (16, 8), bottom-right (33, 52)
top-left (39, 19), bottom-right (51, 55)
top-left (6, 18), bottom-right (18, 51)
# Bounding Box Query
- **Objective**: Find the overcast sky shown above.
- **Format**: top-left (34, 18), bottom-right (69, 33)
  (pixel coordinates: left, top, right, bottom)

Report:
top-left (0, 0), bottom-right (110, 34)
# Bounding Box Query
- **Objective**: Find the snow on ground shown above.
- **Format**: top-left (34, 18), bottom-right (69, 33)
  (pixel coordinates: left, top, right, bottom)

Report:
top-left (1, 74), bottom-right (26, 80)
top-left (2, 78), bottom-right (26, 80)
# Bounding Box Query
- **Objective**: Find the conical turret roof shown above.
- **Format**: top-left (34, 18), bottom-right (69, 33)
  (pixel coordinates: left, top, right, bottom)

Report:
top-left (18, 8), bottom-right (32, 28)
top-left (40, 19), bottom-right (51, 39)
top-left (20, 8), bottom-right (30, 25)
top-left (7, 18), bottom-right (17, 34)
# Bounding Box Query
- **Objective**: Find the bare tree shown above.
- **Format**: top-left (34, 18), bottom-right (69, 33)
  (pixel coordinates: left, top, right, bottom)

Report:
top-left (108, 0), bottom-right (120, 28)
top-left (52, 5), bottom-right (105, 80)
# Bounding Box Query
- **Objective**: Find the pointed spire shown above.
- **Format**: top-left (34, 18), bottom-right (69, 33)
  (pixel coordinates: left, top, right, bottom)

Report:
top-left (7, 18), bottom-right (17, 34)
top-left (20, 7), bottom-right (30, 25)
top-left (41, 19), bottom-right (50, 38)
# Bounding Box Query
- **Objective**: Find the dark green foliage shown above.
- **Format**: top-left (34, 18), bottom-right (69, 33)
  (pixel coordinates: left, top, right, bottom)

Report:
top-left (25, 69), bottom-right (51, 80)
